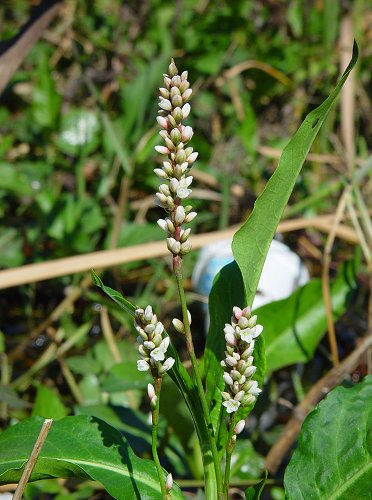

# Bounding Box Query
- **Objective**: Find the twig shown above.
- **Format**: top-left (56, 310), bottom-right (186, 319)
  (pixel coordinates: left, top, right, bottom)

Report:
top-left (0, 0), bottom-right (62, 94)
top-left (321, 187), bottom-right (350, 367)
top-left (265, 334), bottom-right (372, 474)
top-left (0, 217), bottom-right (358, 290)
top-left (100, 306), bottom-right (122, 363)
top-left (13, 418), bottom-right (53, 500)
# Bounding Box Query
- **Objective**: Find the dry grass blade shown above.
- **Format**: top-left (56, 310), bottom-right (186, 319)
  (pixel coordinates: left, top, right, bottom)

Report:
top-left (13, 418), bottom-right (53, 500)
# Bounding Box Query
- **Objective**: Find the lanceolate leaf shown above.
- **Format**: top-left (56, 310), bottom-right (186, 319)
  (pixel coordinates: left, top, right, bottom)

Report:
top-left (232, 43), bottom-right (358, 307)
top-left (0, 415), bottom-right (183, 499)
top-left (260, 258), bottom-right (357, 374)
top-left (284, 376), bottom-right (372, 499)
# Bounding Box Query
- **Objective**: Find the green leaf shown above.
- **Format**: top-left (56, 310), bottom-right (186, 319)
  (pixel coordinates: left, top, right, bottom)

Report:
top-left (245, 471), bottom-right (268, 500)
top-left (260, 258), bottom-right (357, 374)
top-left (232, 43), bottom-right (358, 307)
top-left (32, 51), bottom-right (61, 128)
top-left (32, 385), bottom-right (68, 420)
top-left (284, 376), bottom-right (372, 499)
top-left (0, 384), bottom-right (28, 409)
top-left (91, 271), bottom-right (135, 316)
top-left (0, 227), bottom-right (24, 267)
top-left (0, 415), bottom-right (183, 499)
top-left (57, 109), bottom-right (101, 156)
top-left (101, 362), bottom-right (152, 392)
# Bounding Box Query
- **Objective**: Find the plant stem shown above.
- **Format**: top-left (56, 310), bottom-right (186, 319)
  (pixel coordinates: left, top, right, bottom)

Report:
top-left (223, 413), bottom-right (237, 499)
top-left (174, 262), bottom-right (224, 498)
top-left (152, 377), bottom-right (167, 499)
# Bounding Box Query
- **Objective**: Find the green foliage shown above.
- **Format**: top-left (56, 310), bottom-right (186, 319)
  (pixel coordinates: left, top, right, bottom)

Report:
top-left (0, 415), bottom-right (183, 499)
top-left (32, 385), bottom-right (68, 420)
top-left (232, 43), bottom-right (358, 306)
top-left (284, 376), bottom-right (372, 499)
top-left (260, 258), bottom-right (358, 374)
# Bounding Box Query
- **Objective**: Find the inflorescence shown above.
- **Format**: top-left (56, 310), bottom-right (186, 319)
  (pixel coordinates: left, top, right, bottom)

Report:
top-left (135, 306), bottom-right (175, 377)
top-left (155, 60), bottom-right (197, 258)
top-left (221, 306), bottom-right (263, 413)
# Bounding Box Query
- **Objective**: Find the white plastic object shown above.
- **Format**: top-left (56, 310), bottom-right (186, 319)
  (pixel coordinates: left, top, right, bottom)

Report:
top-left (192, 238), bottom-right (309, 312)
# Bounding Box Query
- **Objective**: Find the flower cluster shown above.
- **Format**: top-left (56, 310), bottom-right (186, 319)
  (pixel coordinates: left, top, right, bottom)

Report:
top-left (155, 60), bottom-right (198, 258)
top-left (135, 306), bottom-right (175, 377)
top-left (221, 306), bottom-right (263, 414)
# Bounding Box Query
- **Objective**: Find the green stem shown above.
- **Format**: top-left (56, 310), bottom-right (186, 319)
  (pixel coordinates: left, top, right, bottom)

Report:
top-left (223, 412), bottom-right (238, 499)
top-left (152, 378), bottom-right (167, 499)
top-left (174, 263), bottom-right (224, 498)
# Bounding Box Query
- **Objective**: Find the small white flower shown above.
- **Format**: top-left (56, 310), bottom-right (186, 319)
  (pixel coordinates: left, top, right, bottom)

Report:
top-left (176, 176), bottom-right (192, 197)
top-left (222, 399), bottom-right (241, 413)
top-left (169, 178), bottom-right (179, 193)
top-left (224, 324), bottom-right (235, 336)
top-left (180, 241), bottom-right (192, 254)
top-left (239, 329), bottom-right (253, 343)
top-left (248, 380), bottom-right (262, 397)
top-left (154, 322), bottom-right (164, 335)
top-left (159, 357), bottom-right (175, 374)
top-left (137, 360), bottom-right (150, 371)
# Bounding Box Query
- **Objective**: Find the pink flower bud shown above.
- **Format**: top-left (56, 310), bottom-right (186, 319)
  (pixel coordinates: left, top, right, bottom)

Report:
top-left (166, 473), bottom-right (173, 492)
top-left (156, 115), bottom-right (168, 128)
top-left (234, 419), bottom-right (245, 435)
top-left (182, 103), bottom-right (191, 119)
top-left (154, 145), bottom-right (170, 155)
top-left (147, 383), bottom-right (156, 400)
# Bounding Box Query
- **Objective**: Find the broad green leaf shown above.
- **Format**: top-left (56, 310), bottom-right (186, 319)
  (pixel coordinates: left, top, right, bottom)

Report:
top-left (57, 109), bottom-right (101, 156)
top-left (205, 262), bottom-right (266, 454)
top-left (32, 385), bottom-right (68, 420)
top-left (284, 376), bottom-right (372, 499)
top-left (260, 258), bottom-right (357, 374)
top-left (232, 43), bottom-right (358, 307)
top-left (0, 415), bottom-right (182, 499)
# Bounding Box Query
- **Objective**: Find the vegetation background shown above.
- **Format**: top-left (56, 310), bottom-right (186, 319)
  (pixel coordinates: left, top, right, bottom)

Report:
top-left (0, 0), bottom-right (371, 498)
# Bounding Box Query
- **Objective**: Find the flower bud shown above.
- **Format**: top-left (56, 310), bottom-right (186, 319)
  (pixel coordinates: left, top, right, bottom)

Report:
top-left (167, 238), bottom-right (181, 255)
top-left (168, 60), bottom-right (178, 76)
top-left (166, 219), bottom-right (176, 233)
top-left (172, 107), bottom-right (183, 123)
top-left (181, 70), bottom-right (188, 81)
top-left (172, 95), bottom-right (183, 108)
top-left (223, 372), bottom-right (234, 386)
top-left (182, 89), bottom-right (192, 102)
top-left (159, 99), bottom-right (172, 112)
top-left (156, 115), bottom-right (168, 128)
top-left (172, 318), bottom-right (185, 334)
top-left (163, 161), bottom-right (173, 175)
top-left (185, 211), bottom-right (197, 223)
top-left (155, 145), bottom-right (170, 155)
top-left (150, 395), bottom-right (158, 410)
top-left (166, 473), bottom-right (173, 492)
top-left (170, 128), bottom-right (182, 145)
top-left (182, 103), bottom-right (191, 119)
top-left (154, 168), bottom-right (168, 179)
top-left (171, 75), bottom-right (181, 87)
top-left (157, 219), bottom-right (167, 231)
top-left (180, 241), bottom-right (192, 254)
top-left (175, 205), bottom-right (186, 225)
top-left (175, 149), bottom-right (186, 164)
top-left (180, 228), bottom-right (191, 242)
top-left (147, 383), bottom-right (156, 400)
top-left (181, 125), bottom-right (193, 142)
top-left (187, 151), bottom-right (198, 164)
